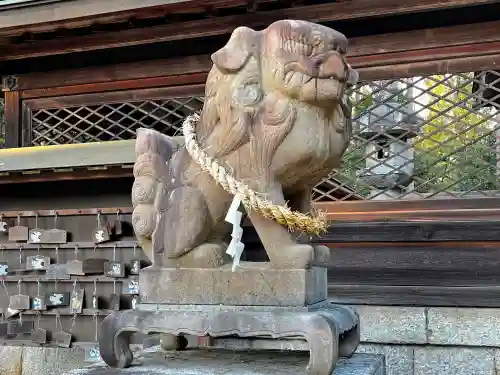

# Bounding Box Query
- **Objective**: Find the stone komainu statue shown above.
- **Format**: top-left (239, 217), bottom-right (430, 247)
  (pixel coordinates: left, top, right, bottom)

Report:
top-left (132, 20), bottom-right (358, 269)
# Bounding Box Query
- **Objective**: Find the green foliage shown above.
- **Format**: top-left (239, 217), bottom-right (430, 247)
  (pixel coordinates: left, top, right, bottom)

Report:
top-left (342, 75), bottom-right (500, 197)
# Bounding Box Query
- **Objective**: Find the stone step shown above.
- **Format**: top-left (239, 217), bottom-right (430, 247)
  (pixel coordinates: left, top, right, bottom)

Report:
top-left (64, 348), bottom-right (385, 375)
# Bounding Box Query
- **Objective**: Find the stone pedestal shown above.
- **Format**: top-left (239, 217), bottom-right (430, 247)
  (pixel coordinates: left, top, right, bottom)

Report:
top-left (98, 264), bottom-right (360, 375)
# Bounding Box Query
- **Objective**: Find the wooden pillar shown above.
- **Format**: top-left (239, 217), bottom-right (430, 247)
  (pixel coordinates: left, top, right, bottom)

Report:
top-left (3, 91), bottom-right (21, 148)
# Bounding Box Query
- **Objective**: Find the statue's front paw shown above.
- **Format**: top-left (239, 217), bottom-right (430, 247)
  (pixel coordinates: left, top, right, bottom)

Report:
top-left (313, 245), bottom-right (331, 265)
top-left (273, 244), bottom-right (315, 269)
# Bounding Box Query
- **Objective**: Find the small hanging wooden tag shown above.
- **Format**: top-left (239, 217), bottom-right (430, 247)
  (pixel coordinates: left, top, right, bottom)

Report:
top-left (8, 320), bottom-right (34, 335)
top-left (36, 229), bottom-right (67, 244)
top-left (114, 217), bottom-right (123, 237)
top-left (44, 264), bottom-right (70, 280)
top-left (26, 255), bottom-right (51, 271)
top-left (10, 294), bottom-right (30, 310)
top-left (70, 288), bottom-right (84, 314)
top-left (93, 212), bottom-right (111, 243)
top-left (31, 296), bottom-right (46, 311)
top-left (106, 261), bottom-right (125, 278)
top-left (31, 328), bottom-right (47, 344)
top-left (0, 263), bottom-right (8, 276)
top-left (44, 292), bottom-right (70, 307)
top-left (84, 345), bottom-right (102, 362)
top-left (8, 226), bottom-right (29, 242)
top-left (109, 294), bottom-right (120, 311)
top-left (0, 322), bottom-right (8, 337)
top-left (131, 295), bottom-right (138, 309)
top-left (93, 226), bottom-right (111, 244)
top-left (4, 307), bottom-right (20, 318)
top-left (129, 259), bottom-right (141, 275)
top-left (66, 258), bottom-right (107, 275)
top-left (53, 331), bottom-right (72, 348)
top-left (122, 277), bottom-right (139, 295)
top-left (0, 218), bottom-right (9, 234)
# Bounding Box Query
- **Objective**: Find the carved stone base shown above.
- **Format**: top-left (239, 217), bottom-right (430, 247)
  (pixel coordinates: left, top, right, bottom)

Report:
top-left (98, 301), bottom-right (360, 375)
top-left (139, 264), bottom-right (327, 306)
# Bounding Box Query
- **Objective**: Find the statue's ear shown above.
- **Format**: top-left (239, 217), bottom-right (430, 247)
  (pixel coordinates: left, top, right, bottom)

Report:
top-left (211, 26), bottom-right (257, 73)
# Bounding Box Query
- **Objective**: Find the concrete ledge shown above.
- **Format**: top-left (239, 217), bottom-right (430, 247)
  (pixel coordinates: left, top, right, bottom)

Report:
top-left (353, 305), bottom-right (427, 344)
top-left (427, 307), bottom-right (500, 346)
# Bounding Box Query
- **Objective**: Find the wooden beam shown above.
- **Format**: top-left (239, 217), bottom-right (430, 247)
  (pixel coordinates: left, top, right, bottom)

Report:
top-left (12, 56), bottom-right (212, 91)
top-left (315, 197), bottom-right (500, 221)
top-left (20, 72), bottom-right (209, 98)
top-left (11, 20), bottom-right (500, 92)
top-left (0, 0), bottom-right (496, 61)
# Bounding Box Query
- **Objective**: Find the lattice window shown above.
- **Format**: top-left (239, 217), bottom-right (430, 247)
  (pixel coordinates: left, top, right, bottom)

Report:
top-left (312, 70), bottom-right (500, 201)
top-left (31, 96), bottom-right (204, 145)
top-left (29, 72), bottom-right (500, 201)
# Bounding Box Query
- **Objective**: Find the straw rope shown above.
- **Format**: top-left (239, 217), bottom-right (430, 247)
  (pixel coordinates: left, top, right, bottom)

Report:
top-left (182, 113), bottom-right (327, 236)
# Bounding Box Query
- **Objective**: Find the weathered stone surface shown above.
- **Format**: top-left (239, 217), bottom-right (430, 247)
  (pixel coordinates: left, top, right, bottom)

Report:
top-left (353, 305), bottom-right (427, 344)
top-left (65, 349), bottom-right (384, 375)
top-left (0, 346), bottom-right (22, 375)
top-left (132, 20), bottom-right (357, 270)
top-left (414, 347), bottom-right (495, 375)
top-left (139, 264), bottom-right (327, 306)
top-left (21, 347), bottom-right (86, 375)
top-left (98, 303), bottom-right (359, 374)
top-left (427, 307), bottom-right (500, 346)
top-left (357, 344), bottom-right (413, 375)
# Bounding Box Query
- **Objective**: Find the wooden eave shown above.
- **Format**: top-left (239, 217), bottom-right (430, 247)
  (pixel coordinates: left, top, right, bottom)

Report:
top-left (0, 0), bottom-right (497, 62)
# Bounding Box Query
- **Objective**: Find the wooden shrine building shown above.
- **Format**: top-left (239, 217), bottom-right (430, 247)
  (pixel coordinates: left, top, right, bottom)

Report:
top-left (0, 2), bottom-right (499, 373)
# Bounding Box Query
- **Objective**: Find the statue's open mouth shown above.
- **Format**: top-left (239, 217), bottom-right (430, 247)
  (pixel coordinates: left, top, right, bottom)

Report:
top-left (284, 54), bottom-right (357, 102)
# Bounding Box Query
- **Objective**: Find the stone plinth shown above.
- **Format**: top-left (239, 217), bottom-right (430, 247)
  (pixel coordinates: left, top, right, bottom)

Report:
top-left (98, 302), bottom-right (360, 374)
top-left (139, 263), bottom-right (327, 306)
top-left (69, 348), bottom-right (385, 375)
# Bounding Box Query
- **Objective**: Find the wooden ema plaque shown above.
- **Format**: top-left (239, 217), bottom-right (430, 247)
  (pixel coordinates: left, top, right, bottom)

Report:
top-left (109, 294), bottom-right (120, 310)
top-left (8, 226), bottom-right (28, 242)
top-left (31, 296), bottom-right (46, 311)
top-left (70, 288), bottom-right (84, 314)
top-left (0, 321), bottom-right (8, 337)
top-left (106, 261), bottom-right (125, 278)
top-left (129, 259), bottom-right (141, 275)
top-left (31, 328), bottom-right (47, 344)
top-left (10, 294), bottom-right (30, 310)
top-left (29, 229), bottom-right (67, 244)
top-left (26, 255), bottom-right (51, 271)
top-left (44, 264), bottom-right (71, 280)
top-left (66, 258), bottom-right (108, 275)
top-left (53, 331), bottom-right (72, 348)
top-left (0, 263), bottom-right (8, 276)
top-left (7, 320), bottom-right (33, 336)
top-left (44, 292), bottom-right (70, 307)
top-left (93, 212), bottom-right (112, 244)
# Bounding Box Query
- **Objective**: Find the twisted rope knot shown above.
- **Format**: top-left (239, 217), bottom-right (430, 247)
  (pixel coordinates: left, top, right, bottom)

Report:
top-left (182, 113), bottom-right (327, 236)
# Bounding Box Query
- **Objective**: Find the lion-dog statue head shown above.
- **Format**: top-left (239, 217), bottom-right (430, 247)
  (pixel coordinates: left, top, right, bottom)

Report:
top-left (132, 20), bottom-right (357, 269)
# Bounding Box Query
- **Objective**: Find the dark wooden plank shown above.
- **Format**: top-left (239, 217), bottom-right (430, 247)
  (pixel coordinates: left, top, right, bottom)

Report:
top-left (0, 0), bottom-right (495, 62)
top-left (328, 284), bottom-right (500, 307)
top-left (321, 221), bottom-right (500, 242)
top-left (325, 241), bottom-right (500, 270)
top-left (20, 73), bottom-right (209, 99)
top-left (357, 53), bottom-right (500, 80)
top-left (316, 197), bottom-right (500, 222)
top-left (0, 0), bottom-right (274, 37)
top-left (23, 84), bottom-right (205, 110)
top-left (13, 56), bottom-right (212, 91)
top-left (3, 91), bottom-right (20, 148)
top-left (349, 20), bottom-right (500, 58)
